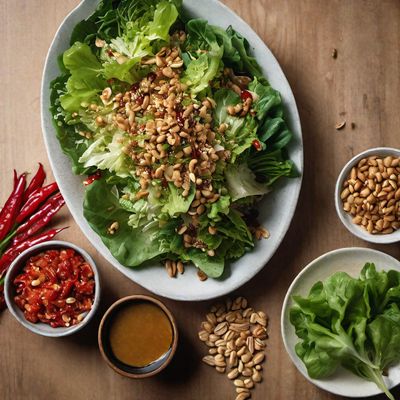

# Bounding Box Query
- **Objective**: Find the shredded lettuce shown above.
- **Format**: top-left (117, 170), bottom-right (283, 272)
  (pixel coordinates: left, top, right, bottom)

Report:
top-left (79, 132), bottom-right (133, 177)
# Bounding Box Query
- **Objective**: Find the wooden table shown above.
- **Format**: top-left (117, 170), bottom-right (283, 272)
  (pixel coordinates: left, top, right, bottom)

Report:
top-left (1, 1), bottom-right (400, 399)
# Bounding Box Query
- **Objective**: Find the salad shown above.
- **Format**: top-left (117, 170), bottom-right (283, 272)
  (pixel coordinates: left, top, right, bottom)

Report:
top-left (50, 0), bottom-right (297, 279)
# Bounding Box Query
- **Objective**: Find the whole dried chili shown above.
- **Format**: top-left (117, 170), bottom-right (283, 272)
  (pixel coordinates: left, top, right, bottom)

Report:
top-left (0, 174), bottom-right (26, 242)
top-left (0, 227), bottom-right (67, 276)
top-left (13, 195), bottom-right (65, 245)
top-left (23, 163), bottom-right (46, 202)
top-left (16, 182), bottom-right (58, 224)
top-left (16, 193), bottom-right (63, 235)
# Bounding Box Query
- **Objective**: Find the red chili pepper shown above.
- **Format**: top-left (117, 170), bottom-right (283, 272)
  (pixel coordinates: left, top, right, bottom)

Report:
top-left (23, 163), bottom-right (46, 202)
top-left (16, 182), bottom-right (58, 224)
top-left (0, 174), bottom-right (26, 242)
top-left (13, 170), bottom-right (18, 188)
top-left (252, 139), bottom-right (262, 151)
top-left (83, 171), bottom-right (101, 186)
top-left (12, 195), bottom-right (65, 245)
top-left (240, 90), bottom-right (253, 101)
top-left (16, 193), bottom-right (63, 235)
top-left (0, 227), bottom-right (67, 275)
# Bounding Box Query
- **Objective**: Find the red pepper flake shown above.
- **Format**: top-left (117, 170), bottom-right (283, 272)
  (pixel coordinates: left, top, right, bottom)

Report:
top-left (13, 248), bottom-right (95, 328)
top-left (135, 94), bottom-right (144, 105)
top-left (83, 171), bottom-right (101, 186)
top-left (130, 83), bottom-right (140, 92)
top-left (240, 90), bottom-right (253, 101)
top-left (252, 139), bottom-right (262, 151)
top-left (176, 110), bottom-right (184, 127)
top-left (107, 79), bottom-right (114, 85)
top-left (147, 72), bottom-right (157, 82)
top-left (192, 147), bottom-right (201, 158)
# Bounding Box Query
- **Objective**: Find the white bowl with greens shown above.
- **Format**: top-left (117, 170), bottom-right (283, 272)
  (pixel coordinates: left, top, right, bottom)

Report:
top-left (41, 0), bottom-right (302, 300)
top-left (281, 247), bottom-right (400, 399)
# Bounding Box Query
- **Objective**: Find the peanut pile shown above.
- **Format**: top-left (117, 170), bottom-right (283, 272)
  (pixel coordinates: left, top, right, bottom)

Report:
top-left (199, 297), bottom-right (268, 400)
top-left (341, 155), bottom-right (400, 234)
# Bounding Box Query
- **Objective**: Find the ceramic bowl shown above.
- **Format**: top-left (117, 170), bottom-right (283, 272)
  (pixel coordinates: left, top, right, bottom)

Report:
top-left (281, 247), bottom-right (400, 397)
top-left (335, 147), bottom-right (400, 244)
top-left (98, 295), bottom-right (178, 378)
top-left (4, 240), bottom-right (101, 337)
top-left (40, 0), bottom-right (303, 301)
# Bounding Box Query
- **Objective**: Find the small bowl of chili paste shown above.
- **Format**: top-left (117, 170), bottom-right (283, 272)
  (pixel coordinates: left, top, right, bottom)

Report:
top-left (4, 240), bottom-right (100, 337)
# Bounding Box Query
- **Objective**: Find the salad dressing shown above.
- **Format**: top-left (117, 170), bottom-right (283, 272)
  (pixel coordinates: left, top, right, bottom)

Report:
top-left (109, 302), bottom-right (173, 367)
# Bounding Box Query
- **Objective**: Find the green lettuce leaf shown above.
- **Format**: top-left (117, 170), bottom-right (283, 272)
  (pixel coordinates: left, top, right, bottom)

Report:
top-left (50, 75), bottom-right (95, 175)
top-left (83, 179), bottom-right (166, 266)
top-left (188, 248), bottom-right (225, 278)
top-left (225, 164), bottom-right (268, 201)
top-left (208, 195), bottom-right (231, 220)
top-left (181, 19), bottom-right (224, 94)
top-left (79, 132), bottom-right (133, 177)
top-left (213, 88), bottom-right (259, 159)
top-left (60, 42), bottom-right (106, 112)
top-left (161, 183), bottom-right (195, 217)
top-left (223, 26), bottom-right (262, 77)
top-left (247, 149), bottom-right (297, 186)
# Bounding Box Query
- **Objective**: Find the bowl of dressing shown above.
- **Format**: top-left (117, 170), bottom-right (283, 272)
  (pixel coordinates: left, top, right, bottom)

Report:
top-left (98, 295), bottom-right (178, 378)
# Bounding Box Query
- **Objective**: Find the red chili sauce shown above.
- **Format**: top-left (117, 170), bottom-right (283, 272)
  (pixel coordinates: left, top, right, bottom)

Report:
top-left (13, 248), bottom-right (95, 327)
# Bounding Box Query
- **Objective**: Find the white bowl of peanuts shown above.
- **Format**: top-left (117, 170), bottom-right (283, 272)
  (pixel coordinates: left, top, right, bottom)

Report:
top-left (335, 147), bottom-right (400, 244)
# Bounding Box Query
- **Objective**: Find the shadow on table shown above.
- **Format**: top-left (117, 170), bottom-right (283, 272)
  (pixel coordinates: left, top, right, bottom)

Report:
top-left (156, 325), bottom-right (201, 385)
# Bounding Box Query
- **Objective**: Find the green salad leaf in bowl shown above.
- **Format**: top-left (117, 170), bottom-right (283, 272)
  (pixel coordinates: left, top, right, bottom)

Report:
top-left (50, 0), bottom-right (298, 279)
top-left (290, 263), bottom-right (400, 400)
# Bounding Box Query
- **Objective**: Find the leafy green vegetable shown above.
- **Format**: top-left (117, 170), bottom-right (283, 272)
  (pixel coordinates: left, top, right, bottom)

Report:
top-left (60, 42), bottom-right (106, 112)
top-left (161, 183), bottom-right (195, 217)
top-left (223, 26), bottom-right (262, 78)
top-left (71, 0), bottom-right (182, 45)
top-left (290, 263), bottom-right (400, 400)
top-left (247, 149), bottom-right (297, 186)
top-left (188, 248), bottom-right (225, 278)
top-left (213, 88), bottom-right (258, 159)
top-left (50, 75), bottom-right (95, 175)
top-left (181, 19), bottom-right (225, 94)
top-left (102, 57), bottom-right (149, 84)
top-left (83, 179), bottom-right (167, 266)
top-left (225, 164), bottom-right (268, 201)
top-left (79, 132), bottom-right (133, 177)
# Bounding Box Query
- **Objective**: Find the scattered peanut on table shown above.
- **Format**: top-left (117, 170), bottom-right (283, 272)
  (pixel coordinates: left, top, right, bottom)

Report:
top-left (340, 155), bottom-right (400, 234)
top-left (199, 297), bottom-right (268, 400)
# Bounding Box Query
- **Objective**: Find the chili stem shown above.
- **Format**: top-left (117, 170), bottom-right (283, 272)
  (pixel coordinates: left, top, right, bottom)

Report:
top-left (0, 228), bottom-right (17, 254)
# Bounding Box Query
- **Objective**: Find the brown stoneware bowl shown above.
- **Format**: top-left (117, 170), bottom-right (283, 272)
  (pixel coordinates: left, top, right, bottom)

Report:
top-left (98, 295), bottom-right (178, 378)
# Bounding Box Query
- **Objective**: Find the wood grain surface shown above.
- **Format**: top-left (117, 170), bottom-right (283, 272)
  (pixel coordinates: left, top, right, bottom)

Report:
top-left (1, 1), bottom-right (400, 399)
